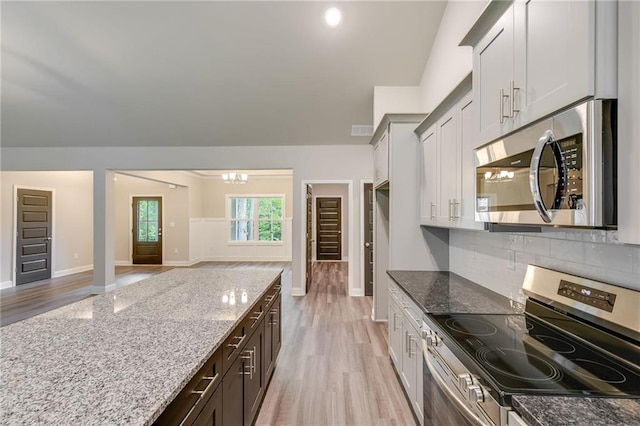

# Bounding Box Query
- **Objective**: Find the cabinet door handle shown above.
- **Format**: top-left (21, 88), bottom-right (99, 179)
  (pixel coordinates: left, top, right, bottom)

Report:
top-left (454, 199), bottom-right (460, 219)
top-left (448, 199), bottom-right (454, 220)
top-left (510, 80), bottom-right (520, 117)
top-left (430, 202), bottom-right (436, 220)
top-left (500, 88), bottom-right (510, 123)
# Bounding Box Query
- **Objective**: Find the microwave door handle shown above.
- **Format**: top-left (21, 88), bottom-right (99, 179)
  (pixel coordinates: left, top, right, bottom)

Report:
top-left (530, 130), bottom-right (555, 223)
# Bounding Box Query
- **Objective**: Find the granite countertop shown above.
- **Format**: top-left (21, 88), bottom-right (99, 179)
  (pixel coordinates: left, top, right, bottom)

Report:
top-left (387, 270), bottom-right (524, 314)
top-left (513, 396), bottom-right (640, 426)
top-left (0, 268), bottom-right (282, 426)
top-left (387, 270), bottom-right (640, 426)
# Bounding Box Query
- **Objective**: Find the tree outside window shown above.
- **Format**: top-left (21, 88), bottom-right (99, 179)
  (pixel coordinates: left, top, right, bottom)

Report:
top-left (230, 197), bottom-right (283, 242)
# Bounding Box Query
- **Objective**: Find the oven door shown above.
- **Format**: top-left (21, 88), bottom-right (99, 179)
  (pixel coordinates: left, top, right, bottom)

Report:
top-left (422, 341), bottom-right (485, 426)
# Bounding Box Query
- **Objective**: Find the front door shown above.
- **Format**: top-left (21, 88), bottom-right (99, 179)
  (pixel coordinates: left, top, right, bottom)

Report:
top-left (16, 188), bottom-right (53, 285)
top-left (306, 184), bottom-right (313, 292)
top-left (363, 183), bottom-right (374, 296)
top-left (132, 197), bottom-right (162, 264)
top-left (316, 197), bottom-right (342, 261)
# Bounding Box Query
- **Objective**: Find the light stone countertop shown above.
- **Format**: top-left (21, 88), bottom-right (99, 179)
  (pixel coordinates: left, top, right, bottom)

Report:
top-left (0, 268), bottom-right (282, 426)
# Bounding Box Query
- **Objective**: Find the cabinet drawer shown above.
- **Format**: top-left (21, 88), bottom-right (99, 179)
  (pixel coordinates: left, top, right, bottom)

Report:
top-left (388, 280), bottom-right (402, 304)
top-left (263, 278), bottom-right (281, 309)
top-left (222, 321), bottom-right (248, 374)
top-left (154, 348), bottom-right (222, 426)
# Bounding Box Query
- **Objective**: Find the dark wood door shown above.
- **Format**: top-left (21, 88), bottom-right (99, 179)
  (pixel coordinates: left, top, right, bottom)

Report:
top-left (132, 197), bottom-right (162, 264)
top-left (364, 183), bottom-right (374, 296)
top-left (316, 197), bottom-right (342, 261)
top-left (222, 353), bottom-right (244, 426)
top-left (244, 325), bottom-right (264, 426)
top-left (193, 385), bottom-right (222, 426)
top-left (16, 188), bottom-right (52, 285)
top-left (305, 184), bottom-right (313, 292)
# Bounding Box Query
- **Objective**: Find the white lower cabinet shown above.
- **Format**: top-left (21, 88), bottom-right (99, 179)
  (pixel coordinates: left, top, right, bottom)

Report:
top-left (388, 282), bottom-right (424, 425)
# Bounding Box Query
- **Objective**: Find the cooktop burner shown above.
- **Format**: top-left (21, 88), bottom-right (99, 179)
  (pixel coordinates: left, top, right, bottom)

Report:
top-left (431, 313), bottom-right (640, 397)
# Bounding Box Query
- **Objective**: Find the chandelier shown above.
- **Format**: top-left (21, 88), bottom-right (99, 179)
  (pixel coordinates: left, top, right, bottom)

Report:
top-left (222, 171), bottom-right (248, 184)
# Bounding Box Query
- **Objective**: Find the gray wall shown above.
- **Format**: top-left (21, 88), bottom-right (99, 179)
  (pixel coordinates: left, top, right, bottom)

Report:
top-left (1, 171), bottom-right (94, 286)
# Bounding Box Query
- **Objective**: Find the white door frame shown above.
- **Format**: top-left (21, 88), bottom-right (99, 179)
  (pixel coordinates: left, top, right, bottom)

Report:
top-left (300, 180), bottom-right (355, 296)
top-left (10, 185), bottom-right (56, 289)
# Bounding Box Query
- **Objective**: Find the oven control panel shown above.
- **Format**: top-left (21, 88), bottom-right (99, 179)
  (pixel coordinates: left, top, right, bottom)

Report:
top-left (557, 280), bottom-right (616, 312)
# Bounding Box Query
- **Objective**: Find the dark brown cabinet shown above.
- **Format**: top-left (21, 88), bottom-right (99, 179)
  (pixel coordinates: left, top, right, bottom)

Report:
top-left (264, 294), bottom-right (281, 381)
top-left (155, 276), bottom-right (282, 426)
top-left (193, 384), bottom-right (223, 426)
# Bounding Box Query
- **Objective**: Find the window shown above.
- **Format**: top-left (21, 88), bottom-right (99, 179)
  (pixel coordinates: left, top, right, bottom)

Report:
top-left (229, 196), bottom-right (283, 242)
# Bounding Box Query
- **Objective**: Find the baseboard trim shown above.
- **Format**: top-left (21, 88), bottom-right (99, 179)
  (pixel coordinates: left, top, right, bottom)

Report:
top-left (53, 264), bottom-right (93, 278)
top-left (163, 260), bottom-right (200, 267)
top-left (290, 288), bottom-right (305, 296)
top-left (195, 256), bottom-right (292, 262)
top-left (1, 280), bottom-right (13, 289)
top-left (349, 289), bottom-right (365, 297)
top-left (90, 283), bottom-right (117, 294)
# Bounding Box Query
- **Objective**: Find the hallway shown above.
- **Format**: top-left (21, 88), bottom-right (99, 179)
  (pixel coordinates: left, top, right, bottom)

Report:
top-left (256, 261), bottom-right (416, 425)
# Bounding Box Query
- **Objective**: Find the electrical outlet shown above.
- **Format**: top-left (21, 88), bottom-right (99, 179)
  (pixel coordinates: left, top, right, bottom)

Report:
top-left (174, 248), bottom-right (179, 254)
top-left (74, 253), bottom-right (79, 259)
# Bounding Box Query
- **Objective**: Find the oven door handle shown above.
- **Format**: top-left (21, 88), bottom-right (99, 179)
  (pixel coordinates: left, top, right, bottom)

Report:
top-left (529, 130), bottom-right (567, 223)
top-left (423, 344), bottom-right (486, 426)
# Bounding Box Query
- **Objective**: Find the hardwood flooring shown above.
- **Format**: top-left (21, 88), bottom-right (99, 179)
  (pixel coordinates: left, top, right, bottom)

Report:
top-left (1, 261), bottom-right (416, 425)
top-left (256, 261), bottom-right (417, 426)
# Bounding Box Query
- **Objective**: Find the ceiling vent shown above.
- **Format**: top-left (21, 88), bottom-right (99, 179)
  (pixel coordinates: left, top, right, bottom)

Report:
top-left (351, 125), bottom-right (374, 137)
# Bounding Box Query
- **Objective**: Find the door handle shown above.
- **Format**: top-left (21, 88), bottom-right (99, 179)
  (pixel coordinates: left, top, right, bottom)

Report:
top-left (364, 242), bottom-right (372, 248)
top-left (45, 237), bottom-right (52, 241)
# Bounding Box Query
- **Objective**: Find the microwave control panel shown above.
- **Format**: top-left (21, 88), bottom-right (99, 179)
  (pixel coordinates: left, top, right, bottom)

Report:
top-left (558, 134), bottom-right (583, 209)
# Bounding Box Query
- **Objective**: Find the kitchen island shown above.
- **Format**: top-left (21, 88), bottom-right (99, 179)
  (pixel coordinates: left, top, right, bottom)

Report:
top-left (0, 267), bottom-right (282, 425)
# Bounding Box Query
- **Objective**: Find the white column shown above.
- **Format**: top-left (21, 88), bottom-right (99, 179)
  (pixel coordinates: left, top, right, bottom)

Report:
top-left (92, 169), bottom-right (116, 293)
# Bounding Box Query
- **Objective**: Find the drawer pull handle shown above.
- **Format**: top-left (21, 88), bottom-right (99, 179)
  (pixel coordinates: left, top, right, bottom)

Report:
top-left (190, 373), bottom-right (219, 395)
top-left (227, 334), bottom-right (246, 349)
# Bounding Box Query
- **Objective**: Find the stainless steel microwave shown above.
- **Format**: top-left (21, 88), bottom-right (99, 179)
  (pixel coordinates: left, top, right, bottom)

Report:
top-left (474, 99), bottom-right (616, 228)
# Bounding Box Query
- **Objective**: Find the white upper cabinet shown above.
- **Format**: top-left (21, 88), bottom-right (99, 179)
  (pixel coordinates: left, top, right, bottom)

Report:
top-left (474, 6), bottom-right (516, 145)
top-left (373, 130), bottom-right (389, 188)
top-left (466, 0), bottom-right (617, 147)
top-left (436, 110), bottom-right (459, 224)
top-left (419, 125), bottom-right (437, 226)
top-left (416, 76), bottom-right (483, 231)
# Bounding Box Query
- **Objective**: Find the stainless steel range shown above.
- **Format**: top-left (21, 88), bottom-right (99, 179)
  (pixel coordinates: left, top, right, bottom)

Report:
top-left (421, 265), bottom-right (640, 426)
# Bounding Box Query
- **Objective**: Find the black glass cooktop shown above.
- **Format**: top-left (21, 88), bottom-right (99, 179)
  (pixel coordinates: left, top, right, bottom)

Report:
top-left (430, 313), bottom-right (640, 397)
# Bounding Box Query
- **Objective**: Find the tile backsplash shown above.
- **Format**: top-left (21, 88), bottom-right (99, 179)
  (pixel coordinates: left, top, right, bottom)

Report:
top-left (450, 228), bottom-right (640, 304)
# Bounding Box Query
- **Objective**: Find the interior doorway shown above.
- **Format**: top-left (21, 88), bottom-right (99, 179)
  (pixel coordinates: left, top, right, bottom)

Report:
top-left (302, 181), bottom-right (352, 295)
top-left (132, 197), bottom-right (163, 264)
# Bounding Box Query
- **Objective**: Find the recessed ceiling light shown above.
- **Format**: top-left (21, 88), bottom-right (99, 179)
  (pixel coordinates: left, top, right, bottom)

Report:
top-left (324, 7), bottom-right (342, 27)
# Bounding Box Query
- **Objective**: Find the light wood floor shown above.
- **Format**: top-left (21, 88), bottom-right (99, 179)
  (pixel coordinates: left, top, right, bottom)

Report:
top-left (256, 261), bottom-right (417, 426)
top-left (0, 261), bottom-right (416, 425)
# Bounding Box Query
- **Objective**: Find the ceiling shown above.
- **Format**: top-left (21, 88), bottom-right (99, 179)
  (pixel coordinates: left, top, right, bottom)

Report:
top-left (1, 1), bottom-right (447, 148)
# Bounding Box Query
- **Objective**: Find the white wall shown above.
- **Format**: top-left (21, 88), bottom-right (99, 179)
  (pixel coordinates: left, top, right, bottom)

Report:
top-left (0, 171), bottom-right (93, 287)
top-left (0, 145), bottom-right (373, 296)
top-left (373, 86), bottom-right (422, 129)
top-left (114, 173), bottom-right (191, 265)
top-left (418, 0), bottom-right (488, 112)
top-left (191, 174), bottom-right (294, 263)
top-left (311, 184), bottom-right (349, 261)
top-left (450, 228), bottom-right (640, 303)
